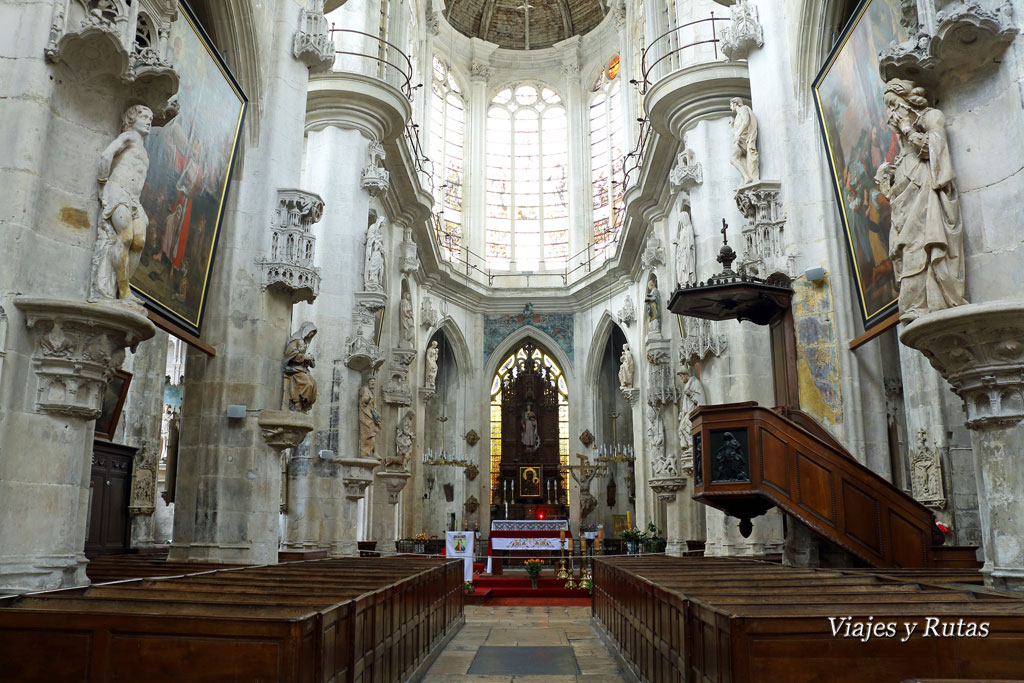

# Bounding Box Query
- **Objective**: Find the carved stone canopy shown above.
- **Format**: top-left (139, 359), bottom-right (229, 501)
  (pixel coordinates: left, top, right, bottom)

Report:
top-left (45, 0), bottom-right (180, 120)
top-left (669, 148), bottom-right (703, 194)
top-left (293, 2), bottom-right (335, 72)
top-left (14, 297), bottom-right (155, 419)
top-left (720, 0), bottom-right (764, 61)
top-left (259, 189), bottom-right (324, 304)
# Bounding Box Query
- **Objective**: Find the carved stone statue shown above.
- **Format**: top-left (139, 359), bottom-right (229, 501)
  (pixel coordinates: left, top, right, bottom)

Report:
top-left (677, 366), bottom-right (705, 470)
top-left (874, 79), bottom-right (967, 325)
top-left (619, 343), bottom-right (635, 388)
top-left (729, 97), bottom-right (760, 187)
top-left (645, 273), bottom-right (662, 334)
top-left (385, 409), bottom-right (415, 471)
top-left (713, 432), bottom-right (747, 481)
top-left (283, 321), bottom-right (318, 412)
top-left (425, 340), bottom-right (439, 388)
top-left (358, 376), bottom-right (383, 458)
top-left (521, 404), bottom-right (539, 451)
top-left (91, 104), bottom-right (153, 303)
top-left (674, 210), bottom-right (696, 287)
top-left (647, 404), bottom-right (673, 477)
top-left (363, 215), bottom-right (386, 292)
top-left (399, 289), bottom-right (415, 348)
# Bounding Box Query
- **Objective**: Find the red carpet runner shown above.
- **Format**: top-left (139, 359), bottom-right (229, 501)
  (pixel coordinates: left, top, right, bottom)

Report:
top-left (470, 574), bottom-right (591, 599)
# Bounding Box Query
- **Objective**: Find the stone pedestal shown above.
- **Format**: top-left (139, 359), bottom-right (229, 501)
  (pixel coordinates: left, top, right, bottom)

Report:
top-left (372, 470), bottom-right (411, 543)
top-left (901, 301), bottom-right (1024, 591)
top-left (283, 455), bottom-right (340, 552)
top-left (1, 298), bottom-right (155, 592)
top-left (650, 476), bottom-right (688, 556)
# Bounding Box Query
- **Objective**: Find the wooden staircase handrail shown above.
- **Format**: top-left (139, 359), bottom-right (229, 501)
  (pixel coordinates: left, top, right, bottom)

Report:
top-left (692, 403), bottom-right (943, 569)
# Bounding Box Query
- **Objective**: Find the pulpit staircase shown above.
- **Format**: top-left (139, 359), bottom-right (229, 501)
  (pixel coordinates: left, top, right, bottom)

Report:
top-left (691, 402), bottom-right (979, 569)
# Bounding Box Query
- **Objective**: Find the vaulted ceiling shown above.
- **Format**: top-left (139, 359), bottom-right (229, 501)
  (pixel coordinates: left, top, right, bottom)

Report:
top-left (445, 0), bottom-right (608, 50)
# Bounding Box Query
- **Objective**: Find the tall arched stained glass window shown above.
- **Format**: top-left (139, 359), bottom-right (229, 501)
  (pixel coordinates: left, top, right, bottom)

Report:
top-left (486, 85), bottom-right (569, 271)
top-left (590, 56), bottom-right (625, 262)
top-left (429, 57), bottom-right (464, 260)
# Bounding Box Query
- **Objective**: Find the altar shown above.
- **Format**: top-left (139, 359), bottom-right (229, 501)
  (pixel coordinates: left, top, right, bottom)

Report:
top-left (486, 519), bottom-right (571, 575)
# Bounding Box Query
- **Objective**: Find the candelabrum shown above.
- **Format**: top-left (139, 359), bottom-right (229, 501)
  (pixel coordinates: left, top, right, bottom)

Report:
top-left (422, 415), bottom-right (469, 467)
top-left (557, 538), bottom-right (569, 580)
top-left (595, 442), bottom-right (636, 464)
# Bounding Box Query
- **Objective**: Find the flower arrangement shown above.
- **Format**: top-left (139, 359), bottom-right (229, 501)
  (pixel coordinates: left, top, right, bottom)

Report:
top-left (935, 521), bottom-right (952, 535)
top-left (464, 581), bottom-right (474, 594)
top-left (413, 532), bottom-right (428, 542)
top-left (523, 558), bottom-right (544, 579)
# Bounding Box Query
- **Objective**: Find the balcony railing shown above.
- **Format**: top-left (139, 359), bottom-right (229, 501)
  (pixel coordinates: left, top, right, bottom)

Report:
top-left (621, 14), bottom-right (731, 191)
top-left (327, 27), bottom-right (414, 98)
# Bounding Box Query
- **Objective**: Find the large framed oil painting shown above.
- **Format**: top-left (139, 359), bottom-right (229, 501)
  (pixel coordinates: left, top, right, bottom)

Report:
top-left (130, 1), bottom-right (246, 338)
top-left (813, 0), bottom-right (908, 329)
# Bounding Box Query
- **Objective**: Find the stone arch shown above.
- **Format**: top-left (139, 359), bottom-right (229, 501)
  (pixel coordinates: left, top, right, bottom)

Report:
top-left (483, 324), bottom-right (575, 387)
top-left (584, 311), bottom-right (626, 389)
top-left (425, 315), bottom-right (475, 382)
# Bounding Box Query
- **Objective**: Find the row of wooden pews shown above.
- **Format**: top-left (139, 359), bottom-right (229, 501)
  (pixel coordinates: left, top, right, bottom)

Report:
top-left (0, 557), bottom-right (464, 682)
top-left (592, 555), bottom-right (1024, 683)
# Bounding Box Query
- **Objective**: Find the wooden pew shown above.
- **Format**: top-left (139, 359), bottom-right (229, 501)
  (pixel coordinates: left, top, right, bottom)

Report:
top-left (592, 556), bottom-right (1024, 683)
top-left (0, 557), bottom-right (464, 683)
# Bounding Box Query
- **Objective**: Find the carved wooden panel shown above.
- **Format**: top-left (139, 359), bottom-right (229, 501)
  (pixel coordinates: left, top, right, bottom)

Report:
top-left (842, 479), bottom-right (883, 554)
top-left (759, 429), bottom-right (789, 496)
top-left (85, 440), bottom-right (136, 558)
top-left (795, 451), bottom-right (835, 526)
top-left (888, 509), bottom-right (929, 568)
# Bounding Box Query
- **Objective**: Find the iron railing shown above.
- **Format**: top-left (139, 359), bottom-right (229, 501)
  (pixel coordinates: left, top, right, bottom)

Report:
top-left (327, 27), bottom-right (414, 98)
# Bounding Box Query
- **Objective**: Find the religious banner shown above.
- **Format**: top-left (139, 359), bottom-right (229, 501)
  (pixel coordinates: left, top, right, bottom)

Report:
top-left (131, 1), bottom-right (247, 337)
top-left (445, 531), bottom-right (475, 581)
top-left (812, 0), bottom-right (907, 328)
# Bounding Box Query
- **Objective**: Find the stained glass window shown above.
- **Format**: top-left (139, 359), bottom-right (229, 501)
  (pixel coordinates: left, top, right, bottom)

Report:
top-left (486, 84), bottom-right (569, 271)
top-left (591, 56), bottom-right (625, 263)
top-left (489, 344), bottom-right (570, 504)
top-left (430, 57), bottom-right (464, 261)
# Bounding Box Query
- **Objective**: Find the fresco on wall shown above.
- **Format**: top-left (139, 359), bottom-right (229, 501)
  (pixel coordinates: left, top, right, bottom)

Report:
top-left (813, 0), bottom-right (907, 328)
top-left (484, 310), bottom-right (574, 366)
top-left (130, 2), bottom-right (246, 337)
top-left (793, 278), bottom-right (843, 425)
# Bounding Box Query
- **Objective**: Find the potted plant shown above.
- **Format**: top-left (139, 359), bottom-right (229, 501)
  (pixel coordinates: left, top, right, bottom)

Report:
top-left (620, 528), bottom-right (643, 555)
top-left (642, 522), bottom-right (667, 554)
top-left (524, 558), bottom-right (544, 589)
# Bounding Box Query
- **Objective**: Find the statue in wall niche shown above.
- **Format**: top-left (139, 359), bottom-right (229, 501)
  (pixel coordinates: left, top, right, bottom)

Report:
top-left (399, 289), bottom-right (415, 348)
top-left (363, 215), bottom-right (386, 292)
top-left (645, 273), bottom-right (662, 334)
top-left (619, 343), bottom-right (635, 388)
top-left (425, 340), bottom-right (439, 388)
top-left (874, 79), bottom-right (967, 325)
top-left (729, 97), bottom-right (760, 187)
top-left (358, 376), bottom-right (383, 458)
top-left (674, 210), bottom-right (696, 287)
top-left (283, 322), bottom-right (318, 412)
top-left (521, 403), bottom-right (540, 451)
top-left (91, 104), bottom-right (154, 303)
top-left (385, 409), bottom-right (415, 471)
top-left (677, 366), bottom-right (705, 470)
top-left (647, 404), bottom-right (674, 477)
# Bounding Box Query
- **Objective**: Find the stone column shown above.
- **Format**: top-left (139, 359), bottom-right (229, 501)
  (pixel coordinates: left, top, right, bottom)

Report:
top-left (901, 303), bottom-right (1024, 591)
top-left (169, 3), bottom-right (313, 566)
top-left (463, 55), bottom-right (491, 261)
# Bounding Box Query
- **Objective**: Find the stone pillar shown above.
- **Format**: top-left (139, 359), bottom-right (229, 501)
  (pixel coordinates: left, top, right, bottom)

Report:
top-left (463, 56), bottom-right (491, 260)
top-left (901, 303), bottom-right (1024, 591)
top-left (121, 330), bottom-right (171, 549)
top-left (169, 3), bottom-right (313, 566)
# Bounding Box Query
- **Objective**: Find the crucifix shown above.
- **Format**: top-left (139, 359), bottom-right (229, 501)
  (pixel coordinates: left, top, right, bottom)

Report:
top-left (516, 1), bottom-right (534, 50)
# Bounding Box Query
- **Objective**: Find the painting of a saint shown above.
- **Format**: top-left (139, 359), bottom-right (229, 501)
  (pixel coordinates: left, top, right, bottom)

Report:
top-left (813, 0), bottom-right (907, 327)
top-left (519, 466), bottom-right (542, 498)
top-left (130, 1), bottom-right (246, 337)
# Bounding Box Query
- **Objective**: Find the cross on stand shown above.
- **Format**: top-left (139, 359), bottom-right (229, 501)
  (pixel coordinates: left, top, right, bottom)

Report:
top-left (556, 454), bottom-right (606, 588)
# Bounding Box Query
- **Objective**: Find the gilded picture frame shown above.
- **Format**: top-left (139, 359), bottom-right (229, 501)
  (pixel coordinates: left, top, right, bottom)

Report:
top-left (94, 370), bottom-right (132, 441)
top-left (519, 465), bottom-right (542, 498)
top-left (812, 0), bottom-right (908, 328)
top-left (130, 0), bottom-right (247, 337)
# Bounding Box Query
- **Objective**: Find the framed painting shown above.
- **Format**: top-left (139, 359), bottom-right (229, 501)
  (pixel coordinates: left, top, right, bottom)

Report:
top-left (130, 0), bottom-right (247, 338)
top-left (812, 0), bottom-right (908, 328)
top-left (95, 370), bottom-right (132, 441)
top-left (519, 466), bottom-right (542, 498)
top-left (612, 514), bottom-right (629, 539)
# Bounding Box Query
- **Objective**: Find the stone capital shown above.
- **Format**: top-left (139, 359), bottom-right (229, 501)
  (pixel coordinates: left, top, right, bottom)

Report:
top-left (649, 476), bottom-right (688, 502)
top-left (14, 297), bottom-right (156, 419)
top-left (257, 410), bottom-right (314, 451)
top-left (339, 456), bottom-right (379, 500)
top-left (376, 470), bottom-right (412, 504)
top-left (900, 301), bottom-right (1024, 429)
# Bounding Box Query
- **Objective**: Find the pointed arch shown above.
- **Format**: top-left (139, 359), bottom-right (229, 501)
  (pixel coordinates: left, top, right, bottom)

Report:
top-left (426, 315), bottom-right (474, 381)
top-left (585, 311), bottom-right (626, 388)
top-left (483, 324), bottom-right (575, 386)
